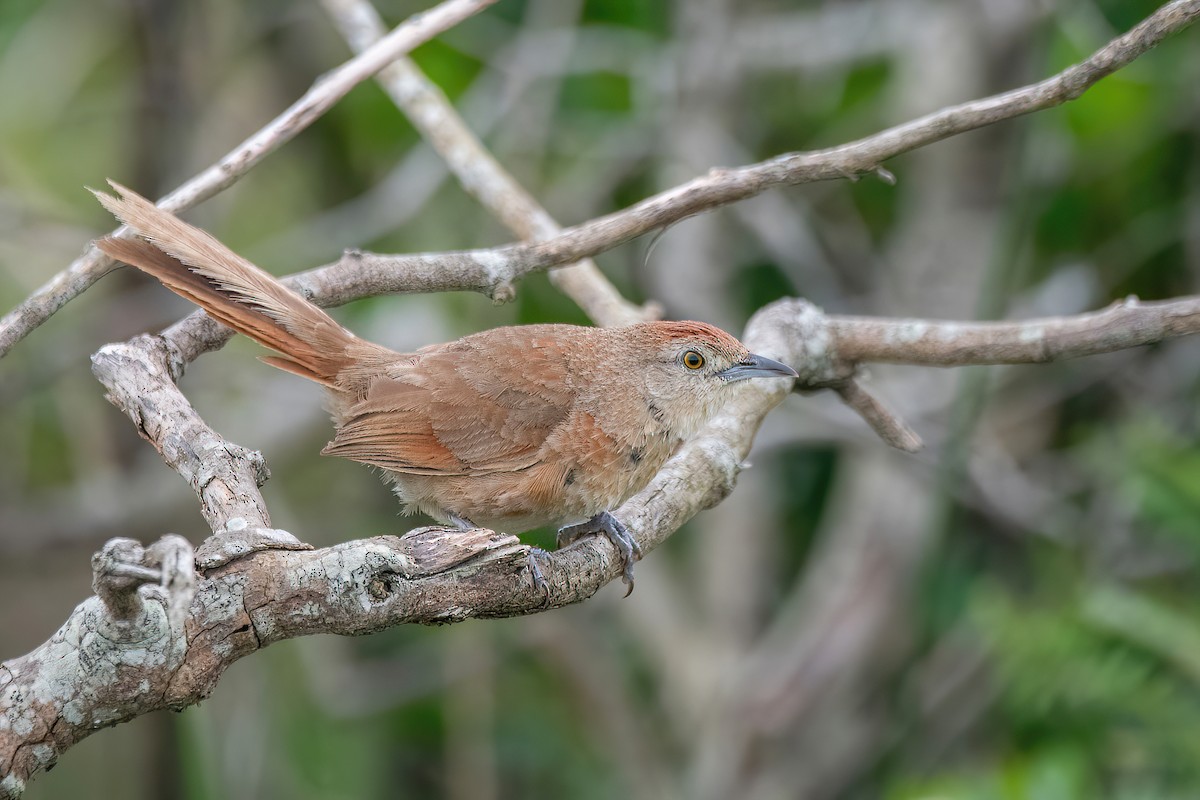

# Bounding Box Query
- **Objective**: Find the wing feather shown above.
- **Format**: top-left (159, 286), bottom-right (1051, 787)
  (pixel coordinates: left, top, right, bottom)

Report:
top-left (322, 327), bottom-right (578, 476)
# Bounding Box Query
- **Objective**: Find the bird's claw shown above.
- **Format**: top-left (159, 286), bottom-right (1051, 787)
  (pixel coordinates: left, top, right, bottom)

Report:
top-left (557, 511), bottom-right (641, 596)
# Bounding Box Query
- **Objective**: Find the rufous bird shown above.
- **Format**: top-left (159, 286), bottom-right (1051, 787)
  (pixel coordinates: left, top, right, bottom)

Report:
top-left (93, 182), bottom-right (798, 593)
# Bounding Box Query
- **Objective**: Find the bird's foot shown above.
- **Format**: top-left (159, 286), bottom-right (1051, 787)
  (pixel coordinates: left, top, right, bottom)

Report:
top-left (556, 511), bottom-right (642, 596)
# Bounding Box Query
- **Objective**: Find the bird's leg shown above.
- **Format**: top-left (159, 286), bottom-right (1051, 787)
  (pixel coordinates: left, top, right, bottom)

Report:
top-left (447, 513), bottom-right (548, 598)
top-left (556, 511), bottom-right (642, 596)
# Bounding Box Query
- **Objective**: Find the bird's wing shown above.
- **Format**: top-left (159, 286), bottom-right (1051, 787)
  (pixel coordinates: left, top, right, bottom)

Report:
top-left (322, 331), bottom-right (576, 476)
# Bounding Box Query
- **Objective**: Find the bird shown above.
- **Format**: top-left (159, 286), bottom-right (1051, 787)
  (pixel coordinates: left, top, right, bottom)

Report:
top-left (93, 182), bottom-right (798, 594)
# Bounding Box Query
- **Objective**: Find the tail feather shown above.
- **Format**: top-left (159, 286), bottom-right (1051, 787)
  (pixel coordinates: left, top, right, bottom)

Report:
top-left (94, 182), bottom-right (359, 387)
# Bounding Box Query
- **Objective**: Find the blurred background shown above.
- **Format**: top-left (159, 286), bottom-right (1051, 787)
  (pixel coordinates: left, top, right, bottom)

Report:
top-left (2, 0), bottom-right (1199, 797)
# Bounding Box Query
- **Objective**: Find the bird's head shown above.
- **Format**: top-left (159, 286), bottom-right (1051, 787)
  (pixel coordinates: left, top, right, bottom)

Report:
top-left (622, 321), bottom-right (798, 439)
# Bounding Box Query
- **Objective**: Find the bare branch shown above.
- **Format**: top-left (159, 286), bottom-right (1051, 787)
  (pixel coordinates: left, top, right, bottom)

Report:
top-left (321, 0), bottom-right (650, 327)
top-left (88, 334), bottom-right (311, 567)
top-left (0, 0), bottom-right (500, 360)
top-left (6, 0), bottom-right (1193, 361)
top-left (828, 296), bottom-right (1200, 367)
top-left (310, 0), bottom-right (1200, 296)
top-left (770, 296), bottom-right (1200, 449)
top-left (830, 380), bottom-right (924, 453)
top-left (89, 335), bottom-right (270, 533)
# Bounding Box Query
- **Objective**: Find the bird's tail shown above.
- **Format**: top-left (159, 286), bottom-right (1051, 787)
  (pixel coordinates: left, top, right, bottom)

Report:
top-left (94, 181), bottom-right (359, 388)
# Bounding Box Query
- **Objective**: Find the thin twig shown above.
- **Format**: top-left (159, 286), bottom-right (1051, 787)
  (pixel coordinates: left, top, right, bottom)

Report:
top-left (304, 0), bottom-right (1200, 302)
top-left (321, 0), bottom-right (650, 327)
top-left (831, 379), bottom-right (924, 453)
top-left (0, 0), bottom-right (500, 360)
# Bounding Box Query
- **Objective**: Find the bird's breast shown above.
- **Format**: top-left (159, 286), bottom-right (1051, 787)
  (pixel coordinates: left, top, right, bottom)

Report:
top-left (383, 403), bottom-right (680, 533)
top-left (542, 405), bottom-right (679, 520)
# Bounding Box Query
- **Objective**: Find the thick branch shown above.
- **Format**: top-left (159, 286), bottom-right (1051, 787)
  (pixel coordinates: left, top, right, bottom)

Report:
top-left (88, 334), bottom-right (312, 567)
top-left (89, 335), bottom-right (271, 533)
top-left (0, 308), bottom-right (793, 794)
top-left (8, 284), bottom-right (1200, 791)
top-left (0, 0), bottom-right (499, 359)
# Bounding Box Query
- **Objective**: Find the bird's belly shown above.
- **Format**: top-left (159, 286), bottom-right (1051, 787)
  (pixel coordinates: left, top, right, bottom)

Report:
top-left (385, 439), bottom-right (675, 533)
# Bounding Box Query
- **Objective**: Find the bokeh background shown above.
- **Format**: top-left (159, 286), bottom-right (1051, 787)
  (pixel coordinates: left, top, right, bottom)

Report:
top-left (2, 0), bottom-right (1200, 797)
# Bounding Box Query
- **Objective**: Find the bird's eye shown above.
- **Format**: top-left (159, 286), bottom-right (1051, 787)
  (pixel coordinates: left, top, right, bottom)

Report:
top-left (682, 350), bottom-right (705, 370)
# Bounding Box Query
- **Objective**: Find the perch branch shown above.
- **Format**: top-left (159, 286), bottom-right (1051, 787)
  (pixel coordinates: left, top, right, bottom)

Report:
top-left (7, 287), bottom-right (1200, 792)
top-left (0, 306), bottom-right (794, 795)
top-left (0, 0), bottom-right (499, 359)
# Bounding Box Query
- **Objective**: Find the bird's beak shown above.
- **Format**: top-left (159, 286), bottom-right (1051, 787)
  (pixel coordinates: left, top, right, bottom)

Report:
top-left (717, 353), bottom-right (799, 382)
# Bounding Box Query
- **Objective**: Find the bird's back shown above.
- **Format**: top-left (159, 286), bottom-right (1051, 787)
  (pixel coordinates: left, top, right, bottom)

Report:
top-left (324, 325), bottom-right (586, 476)
top-left (325, 324), bottom-right (679, 530)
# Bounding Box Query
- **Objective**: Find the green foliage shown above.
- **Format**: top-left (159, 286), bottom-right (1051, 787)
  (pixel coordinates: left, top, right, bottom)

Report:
top-left (581, 0), bottom-right (669, 36)
top-left (1119, 422), bottom-right (1200, 557)
top-left (889, 745), bottom-right (1096, 800)
top-left (973, 582), bottom-right (1200, 795)
top-left (770, 445), bottom-right (837, 585)
top-left (411, 39), bottom-right (485, 101)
